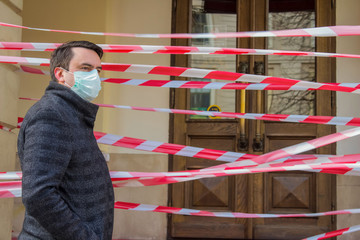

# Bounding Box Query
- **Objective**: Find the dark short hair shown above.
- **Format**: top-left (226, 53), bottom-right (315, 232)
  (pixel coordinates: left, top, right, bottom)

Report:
top-left (50, 41), bottom-right (103, 82)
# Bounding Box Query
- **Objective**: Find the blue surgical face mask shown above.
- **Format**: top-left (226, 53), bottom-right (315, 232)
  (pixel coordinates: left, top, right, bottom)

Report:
top-left (62, 68), bottom-right (102, 102)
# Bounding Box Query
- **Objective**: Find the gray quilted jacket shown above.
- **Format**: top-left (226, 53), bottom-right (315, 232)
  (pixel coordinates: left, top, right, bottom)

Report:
top-left (17, 81), bottom-right (114, 240)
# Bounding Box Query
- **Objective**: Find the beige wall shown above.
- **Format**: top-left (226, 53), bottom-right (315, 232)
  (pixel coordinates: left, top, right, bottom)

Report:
top-left (101, 0), bottom-right (171, 154)
top-left (102, 1), bottom-right (171, 239)
top-left (98, 1), bottom-right (172, 239)
top-left (0, 0), bottom-right (23, 239)
top-left (336, 0), bottom-right (360, 239)
top-left (17, 0), bottom-right (171, 239)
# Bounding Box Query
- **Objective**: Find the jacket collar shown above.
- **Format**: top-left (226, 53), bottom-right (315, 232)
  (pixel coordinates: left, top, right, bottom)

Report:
top-left (44, 81), bottom-right (99, 126)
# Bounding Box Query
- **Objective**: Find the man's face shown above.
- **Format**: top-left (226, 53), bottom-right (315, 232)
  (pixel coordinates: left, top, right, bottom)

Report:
top-left (57, 47), bottom-right (102, 87)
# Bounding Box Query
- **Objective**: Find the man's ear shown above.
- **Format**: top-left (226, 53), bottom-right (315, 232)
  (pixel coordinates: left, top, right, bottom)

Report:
top-left (54, 67), bottom-right (65, 83)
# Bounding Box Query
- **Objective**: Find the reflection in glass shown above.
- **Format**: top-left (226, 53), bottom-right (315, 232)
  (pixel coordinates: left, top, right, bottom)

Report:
top-left (267, 9), bottom-right (316, 115)
top-left (189, 0), bottom-right (236, 119)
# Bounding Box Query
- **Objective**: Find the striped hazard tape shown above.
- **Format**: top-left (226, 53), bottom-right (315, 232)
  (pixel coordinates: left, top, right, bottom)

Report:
top-left (17, 66), bottom-right (360, 92)
top-left (1, 21), bottom-right (360, 38)
top-left (303, 225), bottom-right (360, 240)
top-left (2, 41), bottom-right (360, 58)
top-left (2, 55), bottom-right (359, 94)
top-left (9, 116), bottom-right (360, 167)
top-left (19, 97), bottom-right (360, 127)
top-left (114, 200), bottom-right (360, 218)
top-left (1, 153), bottom-right (360, 182)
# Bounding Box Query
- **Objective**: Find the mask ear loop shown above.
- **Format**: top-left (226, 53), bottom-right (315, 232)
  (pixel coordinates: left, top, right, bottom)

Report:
top-left (60, 67), bottom-right (74, 88)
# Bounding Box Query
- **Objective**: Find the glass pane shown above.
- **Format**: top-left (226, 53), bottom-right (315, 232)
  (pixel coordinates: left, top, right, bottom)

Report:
top-left (189, 0), bottom-right (237, 119)
top-left (267, 1), bottom-right (316, 115)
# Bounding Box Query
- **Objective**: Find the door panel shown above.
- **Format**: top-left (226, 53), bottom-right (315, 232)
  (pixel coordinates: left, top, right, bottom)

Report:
top-left (169, 0), bottom-right (335, 239)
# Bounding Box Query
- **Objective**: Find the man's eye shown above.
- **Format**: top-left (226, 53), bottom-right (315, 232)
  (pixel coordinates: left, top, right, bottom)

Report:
top-left (97, 69), bottom-right (101, 74)
top-left (81, 67), bottom-right (91, 71)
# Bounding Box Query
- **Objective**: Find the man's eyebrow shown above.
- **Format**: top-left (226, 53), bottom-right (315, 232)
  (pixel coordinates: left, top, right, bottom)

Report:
top-left (80, 63), bottom-right (102, 70)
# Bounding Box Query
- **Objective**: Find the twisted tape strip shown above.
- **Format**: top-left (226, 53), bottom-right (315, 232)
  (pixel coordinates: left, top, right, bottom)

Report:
top-left (0, 181), bottom-right (22, 198)
top-left (12, 116), bottom-right (360, 167)
top-left (214, 127), bottom-right (360, 170)
top-left (1, 153), bottom-right (357, 181)
top-left (19, 97), bottom-right (360, 127)
top-left (114, 200), bottom-right (360, 218)
top-left (1, 22), bottom-right (360, 38)
top-left (95, 126), bottom-right (360, 176)
top-left (303, 225), bottom-right (360, 240)
top-left (1, 55), bottom-right (358, 94)
top-left (1, 182), bottom-right (360, 221)
top-left (95, 103), bottom-right (360, 127)
top-left (2, 42), bottom-right (360, 58)
top-left (17, 66), bottom-right (360, 92)
top-left (111, 162), bottom-right (360, 187)
top-left (1, 154), bottom-right (360, 181)
top-left (0, 182), bottom-right (358, 239)
top-left (100, 78), bottom-right (360, 92)
top-left (94, 131), bottom-right (254, 163)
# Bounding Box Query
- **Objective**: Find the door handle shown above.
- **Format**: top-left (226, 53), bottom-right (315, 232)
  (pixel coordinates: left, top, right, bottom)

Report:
top-left (254, 61), bottom-right (265, 75)
top-left (252, 133), bottom-right (264, 152)
top-left (238, 133), bottom-right (248, 151)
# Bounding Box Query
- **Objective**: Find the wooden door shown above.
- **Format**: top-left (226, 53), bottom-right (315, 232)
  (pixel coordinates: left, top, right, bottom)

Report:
top-left (169, 0), bottom-right (336, 239)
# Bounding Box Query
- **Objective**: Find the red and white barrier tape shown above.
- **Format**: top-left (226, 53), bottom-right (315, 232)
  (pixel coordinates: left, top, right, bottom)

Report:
top-left (114, 202), bottom-right (360, 239)
top-left (0, 117), bottom-right (23, 131)
top-left (18, 66), bottom-right (49, 75)
top-left (1, 22), bottom-right (360, 38)
top-left (17, 66), bottom-right (360, 92)
top-left (13, 117), bottom-right (256, 162)
top-left (2, 183), bottom-right (360, 222)
top-left (213, 127), bottom-right (360, 170)
top-left (10, 116), bottom-right (360, 167)
top-left (92, 102), bottom-right (360, 127)
top-left (2, 163), bottom-right (360, 189)
top-left (100, 78), bottom-right (360, 92)
top-left (0, 56), bottom-right (49, 66)
top-left (1, 182), bottom-right (359, 239)
top-left (0, 172), bottom-right (22, 180)
top-left (2, 153), bottom-right (358, 181)
top-left (0, 125), bottom-right (11, 132)
top-left (114, 200), bottom-right (360, 218)
top-left (94, 131), bottom-right (255, 162)
top-left (111, 162), bottom-right (360, 187)
top-left (8, 118), bottom-right (360, 184)
top-left (19, 97), bottom-right (360, 127)
top-left (0, 181), bottom-right (21, 198)
top-left (2, 42), bottom-right (360, 58)
top-left (100, 64), bottom-right (360, 94)
top-left (2, 55), bottom-right (359, 94)
top-left (94, 126), bottom-right (360, 174)
top-left (99, 105), bottom-right (360, 127)
top-left (303, 225), bottom-right (360, 240)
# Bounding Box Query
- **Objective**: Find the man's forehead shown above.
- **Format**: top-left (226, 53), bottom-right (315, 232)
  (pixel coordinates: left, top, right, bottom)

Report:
top-left (71, 47), bottom-right (99, 56)
top-left (70, 47), bottom-right (101, 65)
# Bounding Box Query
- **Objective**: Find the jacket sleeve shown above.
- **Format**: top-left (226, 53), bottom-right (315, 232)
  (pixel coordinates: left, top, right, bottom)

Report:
top-left (20, 109), bottom-right (99, 240)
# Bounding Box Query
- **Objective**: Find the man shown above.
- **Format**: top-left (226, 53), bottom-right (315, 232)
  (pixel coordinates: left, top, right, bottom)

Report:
top-left (17, 41), bottom-right (114, 239)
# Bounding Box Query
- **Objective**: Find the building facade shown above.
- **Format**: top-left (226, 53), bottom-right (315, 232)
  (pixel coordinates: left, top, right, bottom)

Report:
top-left (0, 0), bottom-right (360, 239)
